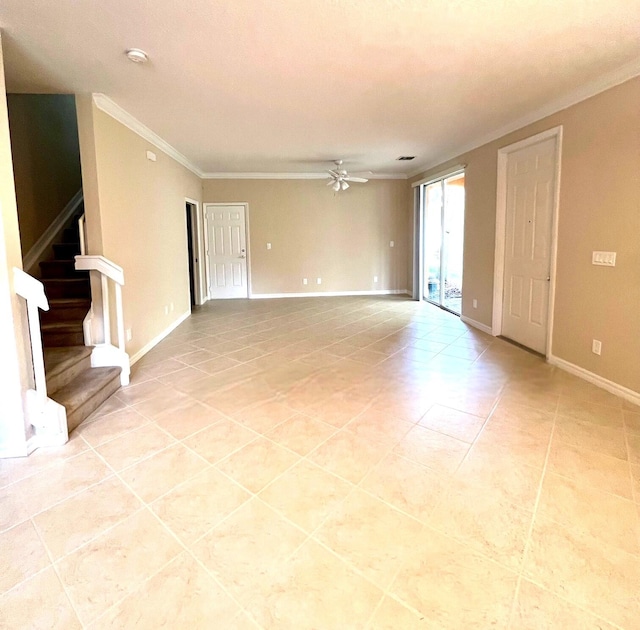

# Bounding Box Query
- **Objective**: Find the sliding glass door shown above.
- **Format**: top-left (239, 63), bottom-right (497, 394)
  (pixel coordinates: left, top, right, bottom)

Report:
top-left (422, 172), bottom-right (465, 314)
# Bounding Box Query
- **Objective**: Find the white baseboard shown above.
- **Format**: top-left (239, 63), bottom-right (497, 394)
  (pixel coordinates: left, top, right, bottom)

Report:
top-left (548, 354), bottom-right (640, 407)
top-left (250, 289), bottom-right (410, 299)
top-left (129, 310), bottom-right (191, 365)
top-left (22, 189), bottom-right (84, 274)
top-left (460, 315), bottom-right (494, 335)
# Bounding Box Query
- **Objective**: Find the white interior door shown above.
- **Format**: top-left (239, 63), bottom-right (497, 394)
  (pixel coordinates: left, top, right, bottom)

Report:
top-left (501, 137), bottom-right (556, 353)
top-left (205, 204), bottom-right (248, 299)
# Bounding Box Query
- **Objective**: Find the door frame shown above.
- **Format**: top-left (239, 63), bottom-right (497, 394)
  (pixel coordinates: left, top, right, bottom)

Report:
top-left (185, 198), bottom-right (206, 306)
top-left (491, 126), bottom-right (563, 358)
top-left (202, 202), bottom-right (252, 300)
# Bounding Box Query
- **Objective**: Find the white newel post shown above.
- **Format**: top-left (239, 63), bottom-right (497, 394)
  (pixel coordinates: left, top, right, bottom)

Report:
top-left (115, 283), bottom-right (125, 353)
top-left (101, 273), bottom-right (110, 345)
top-left (74, 255), bottom-right (130, 386)
top-left (13, 268), bottom-right (69, 448)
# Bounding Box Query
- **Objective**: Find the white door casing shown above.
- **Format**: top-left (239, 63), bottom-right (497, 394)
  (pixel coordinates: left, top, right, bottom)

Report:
top-left (204, 204), bottom-right (248, 299)
top-left (493, 127), bottom-right (562, 356)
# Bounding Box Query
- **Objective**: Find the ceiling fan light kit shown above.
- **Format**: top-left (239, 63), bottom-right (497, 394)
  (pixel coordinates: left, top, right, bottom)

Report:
top-left (325, 160), bottom-right (369, 192)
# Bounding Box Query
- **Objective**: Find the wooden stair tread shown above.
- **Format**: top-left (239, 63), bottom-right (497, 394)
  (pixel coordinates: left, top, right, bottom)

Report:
top-left (48, 297), bottom-right (91, 307)
top-left (57, 365), bottom-right (122, 433)
top-left (44, 345), bottom-right (92, 380)
top-left (41, 321), bottom-right (84, 332)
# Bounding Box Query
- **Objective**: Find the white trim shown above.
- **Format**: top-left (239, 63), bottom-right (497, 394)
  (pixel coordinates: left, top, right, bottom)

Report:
top-left (129, 310), bottom-right (191, 365)
top-left (92, 94), bottom-right (204, 177)
top-left (460, 315), bottom-right (493, 335)
top-left (202, 203), bottom-right (251, 300)
top-left (407, 59), bottom-right (640, 179)
top-left (75, 255), bottom-right (124, 285)
top-left (492, 126), bottom-right (563, 359)
top-left (250, 289), bottom-right (410, 299)
top-left (201, 172), bottom-right (408, 180)
top-left (22, 189), bottom-right (84, 274)
top-left (548, 354), bottom-right (640, 408)
top-left (411, 165), bottom-right (466, 188)
top-left (0, 438), bottom-right (36, 459)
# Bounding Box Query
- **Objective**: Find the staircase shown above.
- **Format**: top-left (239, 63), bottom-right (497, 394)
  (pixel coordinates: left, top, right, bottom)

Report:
top-left (39, 216), bottom-right (121, 432)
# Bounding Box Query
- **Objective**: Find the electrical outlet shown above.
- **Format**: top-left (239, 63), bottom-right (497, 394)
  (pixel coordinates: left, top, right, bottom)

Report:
top-left (592, 339), bottom-right (602, 355)
top-left (126, 328), bottom-right (132, 341)
top-left (316, 277), bottom-right (322, 285)
top-left (472, 299), bottom-right (478, 309)
top-left (303, 278), bottom-right (308, 285)
top-left (266, 242), bottom-right (272, 250)
top-left (170, 302), bottom-right (174, 312)
top-left (389, 240), bottom-right (395, 248)
top-left (164, 305), bottom-right (169, 315)
top-left (373, 275), bottom-right (378, 283)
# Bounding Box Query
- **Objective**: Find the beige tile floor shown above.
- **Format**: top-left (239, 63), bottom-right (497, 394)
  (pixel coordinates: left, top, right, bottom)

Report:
top-left (1, 296), bottom-right (639, 629)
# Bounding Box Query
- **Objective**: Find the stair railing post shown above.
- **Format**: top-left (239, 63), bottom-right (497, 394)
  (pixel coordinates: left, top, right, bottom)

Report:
top-left (115, 282), bottom-right (125, 353)
top-left (78, 214), bottom-right (86, 256)
top-left (101, 274), bottom-right (111, 345)
top-left (26, 300), bottom-right (48, 405)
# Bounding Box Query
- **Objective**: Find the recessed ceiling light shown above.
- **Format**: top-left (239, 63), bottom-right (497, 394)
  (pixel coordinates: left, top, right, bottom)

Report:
top-left (125, 48), bottom-right (149, 64)
top-left (397, 156), bottom-right (416, 161)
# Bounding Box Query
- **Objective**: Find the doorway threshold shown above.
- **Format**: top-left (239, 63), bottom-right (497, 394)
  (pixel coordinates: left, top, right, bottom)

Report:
top-left (497, 336), bottom-right (545, 358)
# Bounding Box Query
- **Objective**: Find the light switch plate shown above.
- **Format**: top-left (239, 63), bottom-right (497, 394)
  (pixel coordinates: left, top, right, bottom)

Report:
top-left (146, 150), bottom-right (157, 162)
top-left (266, 243), bottom-right (271, 250)
top-left (592, 251), bottom-right (616, 266)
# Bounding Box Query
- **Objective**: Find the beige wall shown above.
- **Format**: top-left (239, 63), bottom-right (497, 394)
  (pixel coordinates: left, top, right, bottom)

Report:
top-left (7, 94), bottom-right (82, 254)
top-left (77, 102), bottom-right (202, 359)
top-left (0, 34), bottom-right (33, 451)
top-left (411, 77), bottom-right (640, 393)
top-left (202, 179), bottom-right (411, 296)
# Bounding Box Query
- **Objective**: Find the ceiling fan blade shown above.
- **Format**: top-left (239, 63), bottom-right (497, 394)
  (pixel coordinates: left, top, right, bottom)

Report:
top-left (341, 181), bottom-right (349, 190)
top-left (332, 181), bottom-right (340, 192)
top-left (327, 169), bottom-right (339, 178)
top-left (344, 177), bottom-right (368, 183)
top-left (326, 179), bottom-right (337, 186)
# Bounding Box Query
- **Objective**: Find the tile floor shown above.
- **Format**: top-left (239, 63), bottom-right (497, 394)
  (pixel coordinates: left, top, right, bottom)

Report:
top-left (1, 296), bottom-right (639, 629)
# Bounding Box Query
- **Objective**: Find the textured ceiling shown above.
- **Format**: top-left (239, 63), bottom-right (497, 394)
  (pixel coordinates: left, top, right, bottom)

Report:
top-left (1, 0), bottom-right (639, 175)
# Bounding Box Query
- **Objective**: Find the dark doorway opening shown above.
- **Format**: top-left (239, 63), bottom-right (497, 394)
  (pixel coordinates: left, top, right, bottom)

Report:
top-left (186, 202), bottom-right (197, 309)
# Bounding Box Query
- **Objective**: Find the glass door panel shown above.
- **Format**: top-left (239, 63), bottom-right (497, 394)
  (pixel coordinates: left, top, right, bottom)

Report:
top-left (421, 173), bottom-right (465, 315)
top-left (442, 174), bottom-right (465, 314)
top-left (423, 182), bottom-right (443, 304)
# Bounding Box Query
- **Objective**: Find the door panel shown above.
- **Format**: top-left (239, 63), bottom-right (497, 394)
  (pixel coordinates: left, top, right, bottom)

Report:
top-left (205, 205), bottom-right (248, 299)
top-left (502, 137), bottom-right (556, 353)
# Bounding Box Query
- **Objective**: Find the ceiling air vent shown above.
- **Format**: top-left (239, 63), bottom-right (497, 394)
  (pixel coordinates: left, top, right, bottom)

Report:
top-left (396, 156), bottom-right (415, 161)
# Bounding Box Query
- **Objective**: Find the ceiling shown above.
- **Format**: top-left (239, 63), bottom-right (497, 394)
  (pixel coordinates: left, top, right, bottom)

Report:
top-left (1, 0), bottom-right (639, 177)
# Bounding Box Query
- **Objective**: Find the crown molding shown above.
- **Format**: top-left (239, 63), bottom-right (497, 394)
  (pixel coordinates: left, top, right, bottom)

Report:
top-left (90, 94), bottom-right (409, 181)
top-left (407, 59), bottom-right (640, 179)
top-left (200, 172), bottom-right (408, 180)
top-left (92, 93), bottom-right (204, 177)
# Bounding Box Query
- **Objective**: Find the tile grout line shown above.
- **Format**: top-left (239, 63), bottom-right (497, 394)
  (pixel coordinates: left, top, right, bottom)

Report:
top-left (29, 515), bottom-right (87, 627)
top-left (506, 404), bottom-right (558, 629)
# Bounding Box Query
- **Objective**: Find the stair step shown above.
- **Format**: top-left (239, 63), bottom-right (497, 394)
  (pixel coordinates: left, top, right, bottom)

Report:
top-left (50, 366), bottom-right (121, 433)
top-left (41, 277), bottom-right (90, 299)
top-left (53, 243), bottom-right (80, 259)
top-left (41, 298), bottom-right (90, 325)
top-left (42, 321), bottom-right (85, 347)
top-left (61, 228), bottom-right (79, 244)
top-left (45, 346), bottom-right (93, 395)
top-left (40, 260), bottom-right (88, 279)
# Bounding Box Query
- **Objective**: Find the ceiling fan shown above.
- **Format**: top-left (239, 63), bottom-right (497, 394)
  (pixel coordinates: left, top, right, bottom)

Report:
top-left (325, 160), bottom-right (369, 191)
